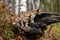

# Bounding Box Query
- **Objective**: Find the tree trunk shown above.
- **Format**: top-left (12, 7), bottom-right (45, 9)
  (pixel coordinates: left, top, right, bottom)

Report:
top-left (27, 0), bottom-right (32, 11)
top-left (20, 0), bottom-right (27, 12)
top-left (31, 0), bottom-right (35, 10)
top-left (34, 0), bottom-right (40, 9)
top-left (15, 0), bottom-right (19, 14)
top-left (18, 0), bottom-right (21, 13)
top-left (11, 0), bottom-right (15, 13)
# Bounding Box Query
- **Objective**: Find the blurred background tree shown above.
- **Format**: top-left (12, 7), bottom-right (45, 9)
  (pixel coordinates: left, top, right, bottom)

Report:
top-left (2, 0), bottom-right (60, 13)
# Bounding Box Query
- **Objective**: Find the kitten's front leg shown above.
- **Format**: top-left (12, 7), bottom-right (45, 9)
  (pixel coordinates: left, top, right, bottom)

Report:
top-left (31, 20), bottom-right (34, 23)
top-left (30, 18), bottom-right (34, 23)
top-left (22, 22), bottom-right (28, 28)
top-left (25, 22), bottom-right (28, 27)
top-left (19, 20), bottom-right (23, 26)
top-left (30, 15), bottom-right (35, 23)
top-left (20, 21), bottom-right (24, 28)
top-left (19, 20), bottom-right (22, 26)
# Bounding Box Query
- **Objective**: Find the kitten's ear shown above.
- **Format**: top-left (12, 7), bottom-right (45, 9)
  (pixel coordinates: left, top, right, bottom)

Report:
top-left (36, 9), bottom-right (41, 12)
top-left (33, 9), bottom-right (41, 13)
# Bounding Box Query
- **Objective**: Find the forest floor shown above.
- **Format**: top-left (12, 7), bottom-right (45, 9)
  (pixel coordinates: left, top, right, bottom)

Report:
top-left (40, 25), bottom-right (60, 40)
top-left (11, 25), bottom-right (60, 40)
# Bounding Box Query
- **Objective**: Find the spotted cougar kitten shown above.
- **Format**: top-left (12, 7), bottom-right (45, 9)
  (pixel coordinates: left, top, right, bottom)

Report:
top-left (17, 9), bottom-right (41, 27)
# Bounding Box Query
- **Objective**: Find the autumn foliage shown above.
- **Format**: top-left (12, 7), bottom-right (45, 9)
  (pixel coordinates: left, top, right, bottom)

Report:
top-left (0, 2), bottom-right (15, 40)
